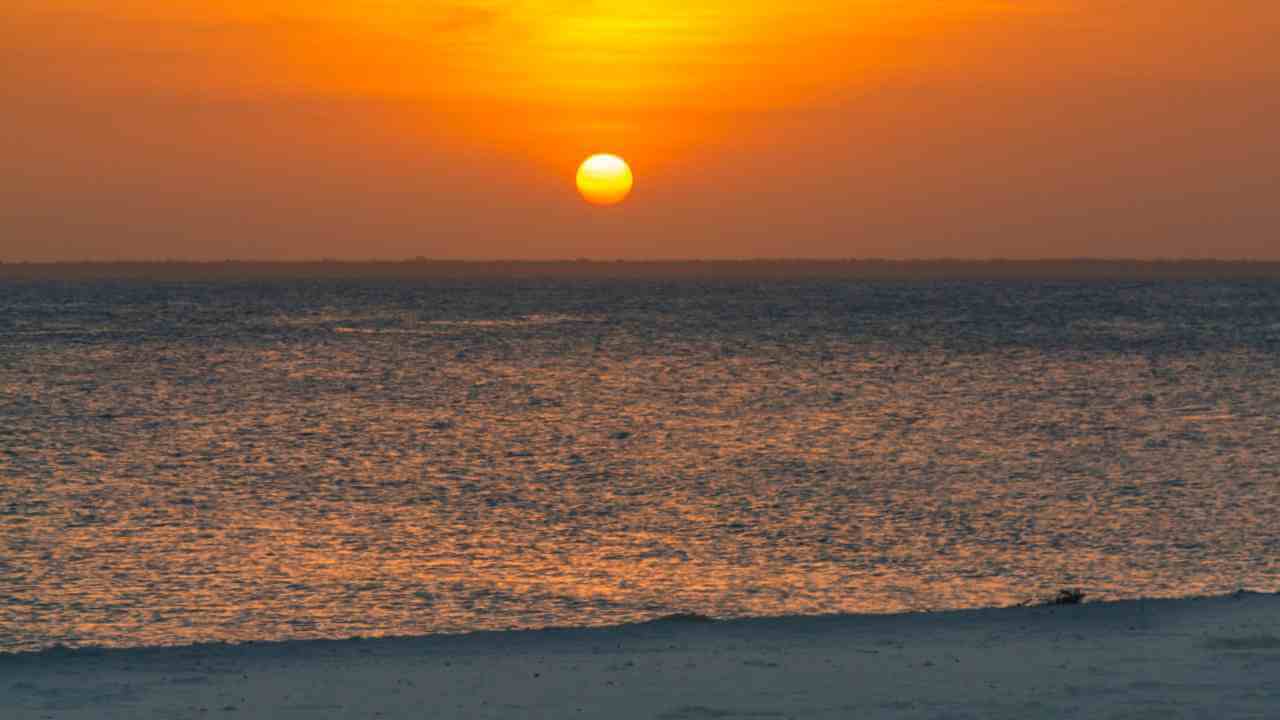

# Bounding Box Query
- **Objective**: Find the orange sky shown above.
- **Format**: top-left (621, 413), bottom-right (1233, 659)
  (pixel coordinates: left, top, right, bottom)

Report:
top-left (2, 1), bottom-right (1277, 260)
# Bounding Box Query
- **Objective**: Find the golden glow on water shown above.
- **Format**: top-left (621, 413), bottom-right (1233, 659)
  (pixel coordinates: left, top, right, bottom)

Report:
top-left (2, 282), bottom-right (1279, 651)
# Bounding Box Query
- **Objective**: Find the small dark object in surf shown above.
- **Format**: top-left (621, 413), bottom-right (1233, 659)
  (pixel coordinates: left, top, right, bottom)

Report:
top-left (1049, 588), bottom-right (1086, 605)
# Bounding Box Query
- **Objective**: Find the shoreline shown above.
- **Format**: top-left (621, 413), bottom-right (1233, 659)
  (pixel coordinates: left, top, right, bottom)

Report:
top-left (4, 592), bottom-right (1277, 718)
top-left (0, 589), bottom-right (1274, 659)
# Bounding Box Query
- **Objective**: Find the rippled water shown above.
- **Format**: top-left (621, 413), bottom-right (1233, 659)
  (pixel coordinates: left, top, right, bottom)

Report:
top-left (2, 278), bottom-right (1278, 652)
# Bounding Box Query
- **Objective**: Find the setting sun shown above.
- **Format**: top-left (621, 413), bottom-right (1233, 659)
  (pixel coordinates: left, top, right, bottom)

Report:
top-left (576, 154), bottom-right (634, 206)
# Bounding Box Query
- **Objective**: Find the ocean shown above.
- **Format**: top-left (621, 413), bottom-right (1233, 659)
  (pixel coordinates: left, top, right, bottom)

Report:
top-left (2, 270), bottom-right (1278, 652)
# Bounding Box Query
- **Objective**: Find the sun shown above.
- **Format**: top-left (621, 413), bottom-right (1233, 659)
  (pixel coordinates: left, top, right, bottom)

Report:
top-left (576, 154), bottom-right (633, 206)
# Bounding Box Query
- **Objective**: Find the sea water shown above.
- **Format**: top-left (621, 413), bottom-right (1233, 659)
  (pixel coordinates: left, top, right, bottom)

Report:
top-left (2, 277), bottom-right (1278, 651)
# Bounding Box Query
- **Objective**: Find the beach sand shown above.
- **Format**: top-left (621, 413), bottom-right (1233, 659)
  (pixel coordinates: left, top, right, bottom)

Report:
top-left (3, 592), bottom-right (1277, 719)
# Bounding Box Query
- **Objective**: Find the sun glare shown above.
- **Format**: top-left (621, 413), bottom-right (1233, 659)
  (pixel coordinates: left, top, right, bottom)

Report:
top-left (576, 154), bottom-right (634, 206)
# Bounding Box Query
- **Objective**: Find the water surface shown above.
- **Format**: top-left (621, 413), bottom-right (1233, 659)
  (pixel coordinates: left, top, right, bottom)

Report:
top-left (2, 278), bottom-right (1278, 651)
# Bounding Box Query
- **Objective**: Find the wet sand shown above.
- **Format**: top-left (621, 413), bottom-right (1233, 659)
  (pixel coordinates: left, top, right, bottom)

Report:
top-left (3, 592), bottom-right (1278, 719)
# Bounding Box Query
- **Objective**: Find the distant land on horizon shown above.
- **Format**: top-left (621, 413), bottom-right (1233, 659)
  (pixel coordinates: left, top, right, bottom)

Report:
top-left (2, 259), bottom-right (1280, 282)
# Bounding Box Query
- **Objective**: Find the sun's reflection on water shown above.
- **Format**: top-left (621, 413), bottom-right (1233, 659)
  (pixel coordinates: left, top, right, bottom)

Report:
top-left (1, 281), bottom-right (1277, 651)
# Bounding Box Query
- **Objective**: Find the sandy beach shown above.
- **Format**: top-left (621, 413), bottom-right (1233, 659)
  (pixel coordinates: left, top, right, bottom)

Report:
top-left (3, 592), bottom-right (1277, 719)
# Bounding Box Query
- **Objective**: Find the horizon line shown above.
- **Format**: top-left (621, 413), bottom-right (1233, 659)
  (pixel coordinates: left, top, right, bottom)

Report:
top-left (4, 258), bottom-right (1280, 265)
top-left (5, 257), bottom-right (1280, 281)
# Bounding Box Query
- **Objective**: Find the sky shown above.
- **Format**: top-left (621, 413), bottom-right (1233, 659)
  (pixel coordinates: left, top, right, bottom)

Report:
top-left (2, 1), bottom-right (1278, 260)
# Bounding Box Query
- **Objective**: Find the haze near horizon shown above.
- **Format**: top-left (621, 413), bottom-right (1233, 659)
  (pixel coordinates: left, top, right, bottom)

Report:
top-left (3, 1), bottom-right (1277, 261)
